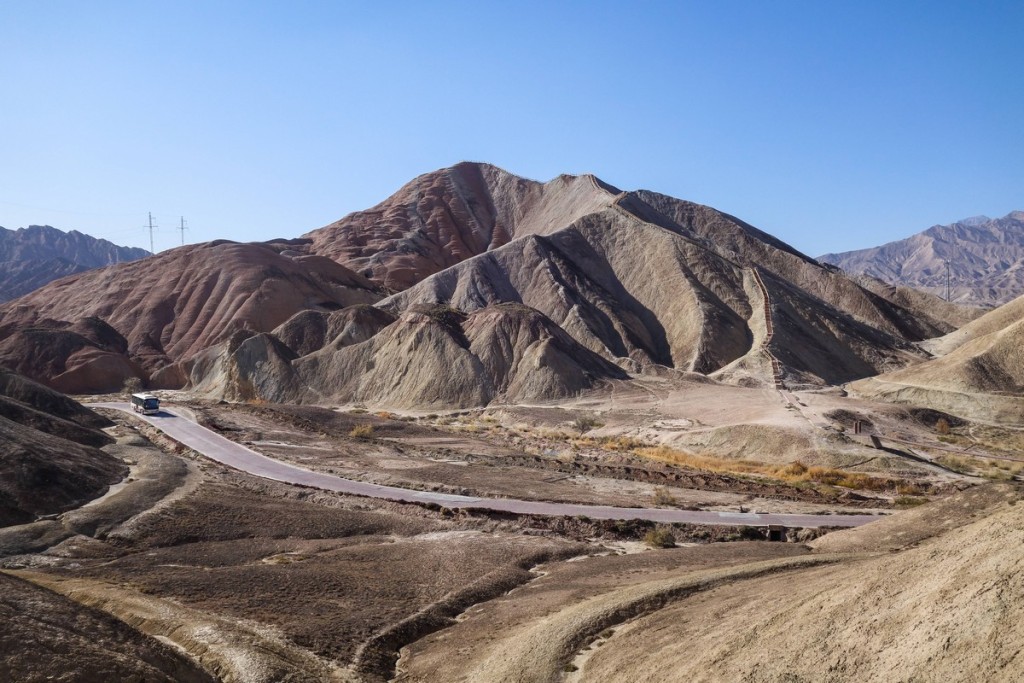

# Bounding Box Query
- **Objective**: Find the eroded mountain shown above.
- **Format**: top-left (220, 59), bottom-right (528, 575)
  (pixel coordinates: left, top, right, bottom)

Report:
top-left (0, 163), bottom-right (979, 404)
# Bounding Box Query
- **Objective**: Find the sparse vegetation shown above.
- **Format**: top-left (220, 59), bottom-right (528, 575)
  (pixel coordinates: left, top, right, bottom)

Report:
top-left (653, 487), bottom-right (677, 506)
top-left (643, 527), bottom-right (677, 548)
top-left (935, 418), bottom-right (951, 435)
top-left (595, 435), bottom-right (647, 451)
top-left (572, 415), bottom-right (604, 435)
top-left (936, 454), bottom-right (974, 474)
top-left (637, 446), bottom-right (925, 493)
top-left (122, 376), bottom-right (143, 394)
top-left (349, 424), bottom-right (374, 439)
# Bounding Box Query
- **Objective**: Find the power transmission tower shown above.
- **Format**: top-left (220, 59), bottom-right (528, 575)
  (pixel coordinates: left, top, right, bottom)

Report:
top-left (945, 230), bottom-right (959, 302)
top-left (178, 216), bottom-right (188, 246)
top-left (146, 212), bottom-right (157, 254)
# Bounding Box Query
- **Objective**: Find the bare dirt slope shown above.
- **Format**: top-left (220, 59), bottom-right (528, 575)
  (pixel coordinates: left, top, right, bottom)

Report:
top-left (0, 369), bottom-right (124, 527)
top-left (397, 484), bottom-right (1024, 683)
top-left (821, 211), bottom-right (1024, 307)
top-left (0, 415), bottom-right (126, 527)
top-left (195, 303), bottom-right (629, 407)
top-left (579, 484), bottom-right (1023, 683)
top-left (0, 572), bottom-right (215, 683)
top-left (852, 293), bottom-right (1024, 422)
top-left (0, 240), bottom-right (381, 391)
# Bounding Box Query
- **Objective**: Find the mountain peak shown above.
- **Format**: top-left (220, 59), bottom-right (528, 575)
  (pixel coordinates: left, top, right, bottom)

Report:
top-left (957, 215), bottom-right (991, 227)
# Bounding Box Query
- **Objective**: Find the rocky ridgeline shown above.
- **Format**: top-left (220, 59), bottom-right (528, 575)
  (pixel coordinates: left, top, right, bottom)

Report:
top-left (0, 225), bottom-right (150, 303)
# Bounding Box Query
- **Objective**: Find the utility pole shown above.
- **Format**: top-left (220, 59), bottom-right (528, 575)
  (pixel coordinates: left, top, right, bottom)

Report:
top-left (945, 260), bottom-right (951, 302)
top-left (178, 216), bottom-right (188, 246)
top-left (146, 212), bottom-right (157, 254)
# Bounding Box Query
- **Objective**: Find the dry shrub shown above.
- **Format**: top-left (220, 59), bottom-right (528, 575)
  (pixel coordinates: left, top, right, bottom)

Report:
top-left (936, 454), bottom-right (974, 474)
top-left (637, 446), bottom-right (916, 493)
top-left (375, 411), bottom-right (396, 420)
top-left (122, 376), bottom-right (143, 394)
top-left (349, 425), bottom-right (374, 439)
top-left (652, 487), bottom-right (676, 506)
top-left (643, 527), bottom-right (676, 548)
top-left (778, 461), bottom-right (809, 478)
top-left (936, 418), bottom-right (951, 435)
top-left (597, 435), bottom-right (648, 451)
top-left (572, 416), bottom-right (604, 435)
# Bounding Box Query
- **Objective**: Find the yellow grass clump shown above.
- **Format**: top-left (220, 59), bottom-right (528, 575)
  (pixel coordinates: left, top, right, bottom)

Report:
top-left (349, 425), bottom-right (374, 439)
top-left (636, 446), bottom-right (922, 494)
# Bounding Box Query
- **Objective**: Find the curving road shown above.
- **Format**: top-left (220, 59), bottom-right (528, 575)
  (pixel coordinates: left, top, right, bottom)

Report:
top-left (92, 403), bottom-right (881, 529)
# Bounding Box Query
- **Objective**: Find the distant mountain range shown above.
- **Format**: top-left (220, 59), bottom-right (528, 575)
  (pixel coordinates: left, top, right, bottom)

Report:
top-left (819, 212), bottom-right (1024, 307)
top-left (0, 225), bottom-right (149, 303)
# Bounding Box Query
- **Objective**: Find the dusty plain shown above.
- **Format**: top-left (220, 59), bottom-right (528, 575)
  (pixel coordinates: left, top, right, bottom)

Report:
top-left (3, 370), bottom-right (1021, 682)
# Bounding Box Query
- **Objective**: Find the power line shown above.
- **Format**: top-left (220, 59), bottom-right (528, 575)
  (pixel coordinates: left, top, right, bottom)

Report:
top-left (146, 212), bottom-right (156, 254)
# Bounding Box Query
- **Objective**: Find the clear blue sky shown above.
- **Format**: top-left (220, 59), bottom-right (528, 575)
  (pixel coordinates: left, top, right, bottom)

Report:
top-left (1, 1), bottom-right (1021, 256)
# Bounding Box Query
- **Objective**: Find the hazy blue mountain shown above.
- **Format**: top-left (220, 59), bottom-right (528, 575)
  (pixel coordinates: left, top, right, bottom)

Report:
top-left (819, 211), bottom-right (1024, 307)
top-left (0, 225), bottom-right (149, 302)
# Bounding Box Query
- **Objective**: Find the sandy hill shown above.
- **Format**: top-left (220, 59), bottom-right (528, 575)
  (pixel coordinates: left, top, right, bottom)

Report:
top-left (355, 164), bottom-right (963, 389)
top-left (820, 211), bottom-right (1024, 307)
top-left (178, 165), bottom-right (979, 408)
top-left (0, 369), bottom-right (124, 527)
top-left (0, 224), bottom-right (149, 303)
top-left (851, 293), bottom-right (1024, 422)
top-left (0, 240), bottom-right (382, 391)
top-left (574, 483), bottom-right (1024, 683)
top-left (192, 302), bottom-right (628, 408)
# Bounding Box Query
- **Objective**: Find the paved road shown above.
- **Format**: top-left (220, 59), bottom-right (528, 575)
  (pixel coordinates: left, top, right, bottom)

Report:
top-left (93, 402), bottom-right (881, 529)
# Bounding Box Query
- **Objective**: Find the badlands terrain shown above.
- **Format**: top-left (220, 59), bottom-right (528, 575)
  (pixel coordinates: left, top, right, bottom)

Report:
top-left (1, 163), bottom-right (1023, 682)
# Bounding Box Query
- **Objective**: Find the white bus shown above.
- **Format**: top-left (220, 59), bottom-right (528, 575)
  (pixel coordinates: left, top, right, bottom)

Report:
top-left (130, 392), bottom-right (160, 415)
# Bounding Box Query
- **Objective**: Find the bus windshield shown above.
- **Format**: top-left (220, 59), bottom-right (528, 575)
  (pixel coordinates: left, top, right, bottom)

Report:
top-left (143, 398), bottom-right (159, 410)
